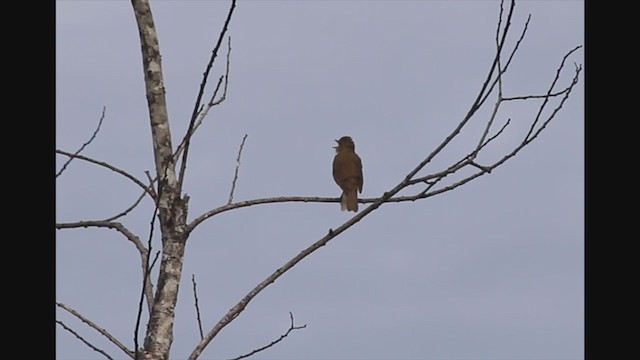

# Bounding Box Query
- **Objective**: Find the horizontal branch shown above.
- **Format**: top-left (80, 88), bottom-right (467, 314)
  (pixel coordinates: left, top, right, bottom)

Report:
top-left (187, 183), bottom-right (481, 233)
top-left (188, 196), bottom-right (340, 233)
top-left (56, 220), bottom-right (147, 255)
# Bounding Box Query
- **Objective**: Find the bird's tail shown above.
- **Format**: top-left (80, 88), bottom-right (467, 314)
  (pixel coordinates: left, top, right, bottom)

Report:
top-left (342, 190), bottom-right (358, 212)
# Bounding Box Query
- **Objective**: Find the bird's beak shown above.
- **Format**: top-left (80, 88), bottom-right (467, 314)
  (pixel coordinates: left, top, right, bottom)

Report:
top-left (334, 139), bottom-right (339, 143)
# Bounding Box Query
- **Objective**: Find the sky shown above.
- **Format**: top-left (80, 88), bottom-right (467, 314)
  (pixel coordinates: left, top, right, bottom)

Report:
top-left (56, 1), bottom-right (584, 359)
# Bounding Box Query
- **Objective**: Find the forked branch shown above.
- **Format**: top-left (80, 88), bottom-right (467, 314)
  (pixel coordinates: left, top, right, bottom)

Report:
top-left (177, 0), bottom-right (237, 192)
top-left (187, 1), bottom-right (582, 358)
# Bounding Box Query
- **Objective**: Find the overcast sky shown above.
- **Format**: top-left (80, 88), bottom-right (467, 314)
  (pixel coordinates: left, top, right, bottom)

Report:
top-left (56, 1), bottom-right (584, 359)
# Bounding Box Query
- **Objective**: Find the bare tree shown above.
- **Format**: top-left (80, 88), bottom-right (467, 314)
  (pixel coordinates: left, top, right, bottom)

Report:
top-left (56, 0), bottom-right (582, 359)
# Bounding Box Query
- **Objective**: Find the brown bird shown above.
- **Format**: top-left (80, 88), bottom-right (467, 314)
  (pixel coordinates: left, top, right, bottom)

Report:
top-left (332, 136), bottom-right (363, 212)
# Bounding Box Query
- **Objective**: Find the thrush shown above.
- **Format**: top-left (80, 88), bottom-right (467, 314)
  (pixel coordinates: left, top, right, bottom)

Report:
top-left (332, 136), bottom-right (363, 212)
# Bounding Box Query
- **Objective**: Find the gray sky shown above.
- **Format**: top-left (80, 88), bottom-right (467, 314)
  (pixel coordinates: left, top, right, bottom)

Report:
top-left (56, 1), bottom-right (584, 359)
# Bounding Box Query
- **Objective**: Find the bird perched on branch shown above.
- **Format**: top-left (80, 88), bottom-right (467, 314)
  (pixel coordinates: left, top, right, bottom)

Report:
top-left (332, 136), bottom-right (363, 212)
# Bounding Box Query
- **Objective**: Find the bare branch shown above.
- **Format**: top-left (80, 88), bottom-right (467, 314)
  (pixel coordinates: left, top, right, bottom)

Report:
top-left (192, 274), bottom-right (205, 340)
top-left (502, 88), bottom-right (572, 101)
top-left (57, 320), bottom-right (115, 360)
top-left (174, 36), bottom-right (233, 167)
top-left (471, 22), bottom-right (507, 159)
top-left (102, 171), bottom-right (157, 222)
top-left (101, 191), bottom-right (147, 222)
top-left (56, 220), bottom-right (146, 254)
top-left (57, 106), bottom-right (107, 178)
top-left (57, 302), bottom-right (134, 359)
top-left (478, 12), bottom-right (531, 108)
top-left (500, 14), bottom-right (531, 82)
top-left (388, 2), bottom-right (519, 191)
top-left (178, 0), bottom-right (237, 192)
top-left (467, 0), bottom-right (515, 115)
top-left (408, 117), bottom-right (510, 190)
top-left (188, 196), bottom-right (339, 233)
top-left (525, 45), bottom-right (583, 140)
top-left (210, 36), bottom-right (232, 107)
top-left (228, 134), bottom-right (248, 204)
top-left (55, 150), bottom-right (156, 201)
top-left (227, 312), bottom-right (307, 360)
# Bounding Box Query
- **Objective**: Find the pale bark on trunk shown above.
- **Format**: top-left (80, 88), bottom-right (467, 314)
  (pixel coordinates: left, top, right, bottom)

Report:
top-left (131, 1), bottom-right (188, 359)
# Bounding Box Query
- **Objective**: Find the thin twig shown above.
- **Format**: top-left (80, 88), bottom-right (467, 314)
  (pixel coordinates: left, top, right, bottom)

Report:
top-left (57, 106), bottom-right (107, 178)
top-left (55, 150), bottom-right (156, 200)
top-left (472, 19), bottom-right (506, 158)
top-left (134, 250), bottom-right (160, 360)
top-left (502, 88), bottom-right (572, 101)
top-left (192, 274), bottom-right (205, 340)
top-left (134, 196), bottom-right (162, 360)
top-left (102, 172), bottom-right (156, 222)
top-left (101, 191), bottom-right (147, 222)
top-left (175, 36), bottom-right (231, 159)
top-left (468, 0), bottom-right (515, 116)
top-left (210, 36), bottom-right (231, 107)
top-left (57, 302), bottom-right (134, 359)
top-left (106, 170), bottom-right (158, 222)
top-left (525, 45), bottom-right (582, 140)
top-left (56, 320), bottom-right (115, 360)
top-left (468, 161), bottom-right (492, 173)
top-left (227, 312), bottom-right (307, 360)
top-left (228, 134), bottom-right (248, 204)
top-left (388, 0), bottom-right (518, 189)
top-left (178, 0), bottom-right (237, 192)
top-left (477, 7), bottom-right (531, 109)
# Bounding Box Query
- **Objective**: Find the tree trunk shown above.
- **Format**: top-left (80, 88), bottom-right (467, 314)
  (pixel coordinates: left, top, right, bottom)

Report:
top-left (131, 0), bottom-right (188, 358)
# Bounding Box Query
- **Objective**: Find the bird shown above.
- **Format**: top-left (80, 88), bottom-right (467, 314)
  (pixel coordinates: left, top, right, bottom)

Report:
top-left (332, 136), bottom-right (363, 212)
